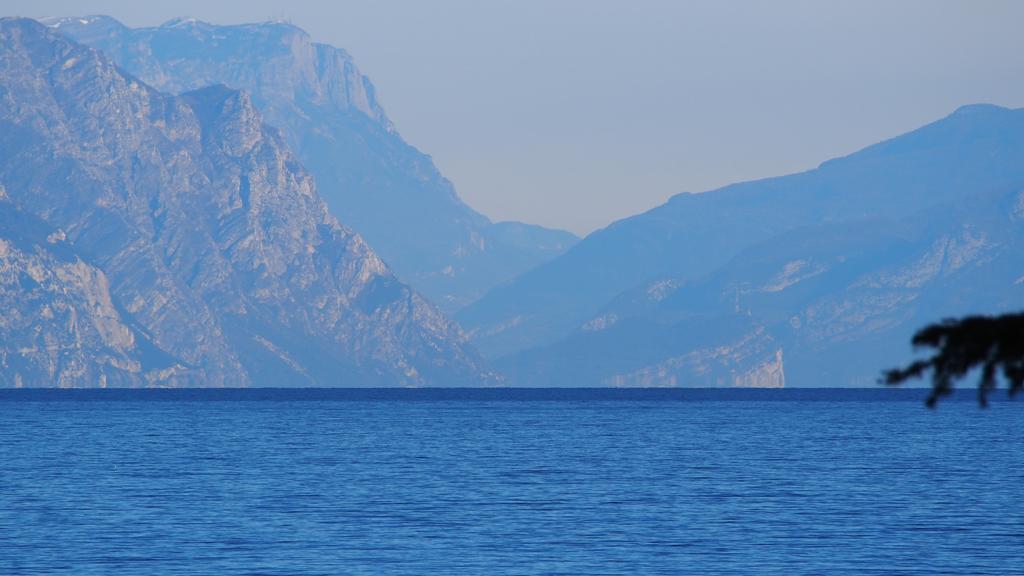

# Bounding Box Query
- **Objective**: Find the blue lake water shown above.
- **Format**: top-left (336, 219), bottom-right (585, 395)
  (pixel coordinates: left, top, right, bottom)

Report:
top-left (1, 389), bottom-right (1022, 575)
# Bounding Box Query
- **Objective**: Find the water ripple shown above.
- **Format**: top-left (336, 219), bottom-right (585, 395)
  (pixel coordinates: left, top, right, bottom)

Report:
top-left (0, 397), bottom-right (1021, 575)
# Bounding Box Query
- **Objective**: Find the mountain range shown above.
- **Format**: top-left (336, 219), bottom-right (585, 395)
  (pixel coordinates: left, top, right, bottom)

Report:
top-left (0, 17), bottom-right (494, 387)
top-left (48, 15), bottom-right (577, 310)
top-left (1, 14), bottom-right (1021, 389)
top-left (462, 104), bottom-right (1024, 386)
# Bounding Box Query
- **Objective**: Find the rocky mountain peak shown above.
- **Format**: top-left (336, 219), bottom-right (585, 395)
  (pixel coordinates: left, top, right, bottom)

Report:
top-left (43, 15), bottom-right (388, 127)
top-left (0, 18), bottom-right (497, 387)
top-left (950, 103), bottom-right (1011, 118)
top-left (44, 15), bottom-right (124, 28)
top-left (159, 17), bottom-right (205, 29)
top-left (182, 84), bottom-right (264, 157)
top-left (52, 16), bottom-right (579, 310)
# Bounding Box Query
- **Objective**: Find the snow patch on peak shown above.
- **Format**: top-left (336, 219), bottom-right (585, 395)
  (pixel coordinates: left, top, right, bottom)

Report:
top-left (161, 17), bottom-right (202, 28)
top-left (41, 15), bottom-right (126, 32)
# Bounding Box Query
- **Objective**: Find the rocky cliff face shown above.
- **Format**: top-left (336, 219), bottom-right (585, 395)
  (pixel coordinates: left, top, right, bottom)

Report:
top-left (604, 347), bottom-right (785, 389)
top-left (0, 197), bottom-right (149, 388)
top-left (524, 186), bottom-right (1024, 388)
top-left (50, 15), bottom-right (578, 310)
top-left (497, 314), bottom-right (785, 388)
top-left (0, 18), bottom-right (495, 387)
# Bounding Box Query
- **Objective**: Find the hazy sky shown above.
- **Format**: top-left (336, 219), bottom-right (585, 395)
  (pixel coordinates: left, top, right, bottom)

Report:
top-left (7, 1), bottom-right (1024, 234)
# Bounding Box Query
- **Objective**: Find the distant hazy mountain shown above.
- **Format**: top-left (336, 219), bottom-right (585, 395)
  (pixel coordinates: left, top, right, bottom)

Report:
top-left (49, 15), bottom-right (577, 310)
top-left (0, 18), bottom-right (496, 387)
top-left (461, 104), bottom-right (1024, 366)
top-left (500, 187), bottom-right (1024, 386)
